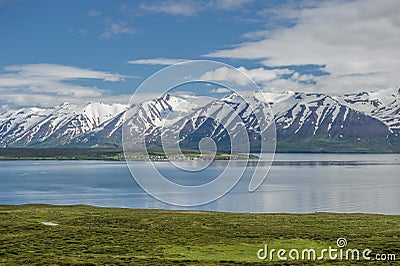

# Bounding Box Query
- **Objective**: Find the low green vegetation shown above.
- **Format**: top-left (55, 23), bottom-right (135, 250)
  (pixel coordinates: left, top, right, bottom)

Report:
top-left (0, 205), bottom-right (399, 265)
top-left (277, 138), bottom-right (396, 153)
top-left (0, 140), bottom-right (398, 162)
top-left (0, 148), bottom-right (258, 161)
top-left (0, 148), bottom-right (124, 161)
top-left (146, 150), bottom-right (258, 160)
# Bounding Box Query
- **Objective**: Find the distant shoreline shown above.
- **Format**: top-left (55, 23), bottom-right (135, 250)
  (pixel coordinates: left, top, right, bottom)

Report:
top-left (2, 203), bottom-right (400, 215)
top-left (0, 147), bottom-right (257, 161)
top-left (0, 147), bottom-right (399, 161)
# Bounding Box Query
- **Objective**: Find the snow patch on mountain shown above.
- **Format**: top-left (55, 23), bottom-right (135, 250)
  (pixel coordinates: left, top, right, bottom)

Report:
top-left (336, 87), bottom-right (400, 131)
top-left (0, 102), bottom-right (127, 147)
top-left (0, 88), bottom-right (399, 148)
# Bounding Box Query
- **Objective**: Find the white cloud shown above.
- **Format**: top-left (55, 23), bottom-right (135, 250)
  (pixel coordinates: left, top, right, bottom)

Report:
top-left (3, 64), bottom-right (126, 82)
top-left (241, 30), bottom-right (270, 40)
top-left (68, 28), bottom-right (88, 35)
top-left (101, 19), bottom-right (135, 39)
top-left (127, 58), bottom-right (188, 65)
top-left (88, 10), bottom-right (101, 17)
top-left (0, 64), bottom-right (127, 107)
top-left (205, 0), bottom-right (400, 92)
top-left (139, 0), bottom-right (252, 16)
top-left (211, 0), bottom-right (252, 10)
top-left (140, 1), bottom-right (198, 16)
top-left (0, 93), bottom-right (136, 108)
top-left (200, 66), bottom-right (294, 86)
top-left (210, 87), bottom-right (231, 93)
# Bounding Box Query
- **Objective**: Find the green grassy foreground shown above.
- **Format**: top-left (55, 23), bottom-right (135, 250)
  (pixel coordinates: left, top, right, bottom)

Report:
top-left (0, 205), bottom-right (399, 265)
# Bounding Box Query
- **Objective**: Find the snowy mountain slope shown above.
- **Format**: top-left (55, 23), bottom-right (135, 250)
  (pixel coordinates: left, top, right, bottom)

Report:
top-left (0, 107), bottom-right (52, 147)
top-left (336, 87), bottom-right (400, 131)
top-left (121, 94), bottom-right (206, 144)
top-left (156, 92), bottom-right (274, 152)
top-left (0, 88), bottom-right (399, 152)
top-left (0, 102), bottom-right (126, 147)
top-left (70, 112), bottom-right (126, 147)
top-left (260, 92), bottom-right (390, 140)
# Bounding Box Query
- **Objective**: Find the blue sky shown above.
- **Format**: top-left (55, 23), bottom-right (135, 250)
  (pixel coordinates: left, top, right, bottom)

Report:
top-left (1, 0), bottom-right (399, 107)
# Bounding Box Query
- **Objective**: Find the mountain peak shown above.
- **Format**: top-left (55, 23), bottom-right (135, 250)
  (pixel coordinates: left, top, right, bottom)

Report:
top-left (1, 88), bottom-right (399, 151)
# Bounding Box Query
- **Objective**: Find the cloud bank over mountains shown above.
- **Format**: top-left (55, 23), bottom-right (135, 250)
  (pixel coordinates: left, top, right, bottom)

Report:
top-left (205, 0), bottom-right (400, 92)
top-left (0, 64), bottom-right (129, 107)
top-left (1, 0), bottom-right (399, 108)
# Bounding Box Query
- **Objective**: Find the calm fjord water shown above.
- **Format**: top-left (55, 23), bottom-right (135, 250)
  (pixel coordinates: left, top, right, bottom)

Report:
top-left (1, 154), bottom-right (399, 214)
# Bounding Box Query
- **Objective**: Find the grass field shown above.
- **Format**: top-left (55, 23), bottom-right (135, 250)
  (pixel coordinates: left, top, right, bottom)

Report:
top-left (0, 205), bottom-right (399, 265)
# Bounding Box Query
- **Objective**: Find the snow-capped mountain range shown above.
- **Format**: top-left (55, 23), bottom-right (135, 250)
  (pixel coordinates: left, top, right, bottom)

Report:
top-left (1, 87), bottom-right (399, 152)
